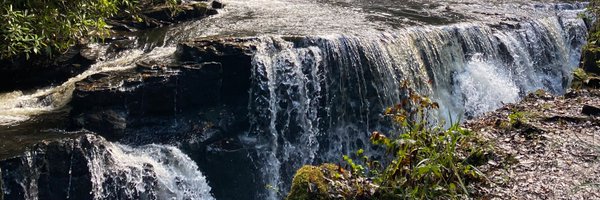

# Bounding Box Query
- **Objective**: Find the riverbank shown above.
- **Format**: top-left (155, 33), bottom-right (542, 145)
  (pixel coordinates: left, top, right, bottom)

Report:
top-left (285, 88), bottom-right (600, 200)
top-left (468, 88), bottom-right (600, 199)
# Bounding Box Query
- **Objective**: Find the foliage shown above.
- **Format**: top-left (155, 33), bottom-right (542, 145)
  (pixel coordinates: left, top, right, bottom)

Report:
top-left (0, 0), bottom-right (179, 59)
top-left (344, 81), bottom-right (489, 199)
top-left (508, 111), bottom-right (528, 126)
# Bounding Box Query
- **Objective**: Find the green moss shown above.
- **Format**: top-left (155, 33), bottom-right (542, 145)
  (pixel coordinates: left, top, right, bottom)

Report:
top-left (580, 1), bottom-right (600, 75)
top-left (508, 111), bottom-right (529, 126)
top-left (286, 165), bottom-right (329, 200)
top-left (191, 2), bottom-right (209, 10)
top-left (572, 68), bottom-right (590, 89)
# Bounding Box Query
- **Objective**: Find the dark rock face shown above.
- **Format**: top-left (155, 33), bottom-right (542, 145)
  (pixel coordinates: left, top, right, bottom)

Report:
top-left (71, 38), bottom-right (255, 141)
top-left (212, 1), bottom-right (225, 9)
top-left (0, 134), bottom-right (94, 200)
top-left (582, 105), bottom-right (600, 116)
top-left (0, 46), bottom-right (96, 92)
top-left (70, 37), bottom-right (260, 199)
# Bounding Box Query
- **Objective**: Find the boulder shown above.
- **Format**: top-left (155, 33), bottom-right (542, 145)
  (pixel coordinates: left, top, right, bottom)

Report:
top-left (212, 1), bottom-right (225, 9)
top-left (582, 105), bottom-right (600, 116)
top-left (286, 164), bottom-right (377, 200)
top-left (287, 165), bottom-right (330, 200)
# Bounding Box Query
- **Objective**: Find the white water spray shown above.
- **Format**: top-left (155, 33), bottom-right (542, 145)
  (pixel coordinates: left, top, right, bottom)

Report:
top-left (85, 135), bottom-right (214, 200)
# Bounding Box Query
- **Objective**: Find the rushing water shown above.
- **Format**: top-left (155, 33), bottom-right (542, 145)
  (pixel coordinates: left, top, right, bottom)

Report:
top-left (1, 135), bottom-right (214, 200)
top-left (0, 0), bottom-right (590, 199)
top-left (86, 137), bottom-right (214, 200)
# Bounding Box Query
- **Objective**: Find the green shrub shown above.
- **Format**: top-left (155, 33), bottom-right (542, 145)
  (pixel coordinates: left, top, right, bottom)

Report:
top-left (0, 0), bottom-right (178, 59)
top-left (345, 81), bottom-right (489, 199)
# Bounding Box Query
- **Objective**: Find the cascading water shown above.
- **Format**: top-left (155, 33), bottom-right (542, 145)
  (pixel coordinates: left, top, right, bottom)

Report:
top-left (247, 12), bottom-right (587, 199)
top-left (85, 136), bottom-right (214, 200)
top-left (1, 135), bottom-right (214, 200)
top-left (454, 54), bottom-right (521, 117)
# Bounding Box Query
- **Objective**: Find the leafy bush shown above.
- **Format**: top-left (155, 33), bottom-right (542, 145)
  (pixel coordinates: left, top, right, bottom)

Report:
top-left (0, 0), bottom-right (178, 59)
top-left (344, 81), bottom-right (489, 199)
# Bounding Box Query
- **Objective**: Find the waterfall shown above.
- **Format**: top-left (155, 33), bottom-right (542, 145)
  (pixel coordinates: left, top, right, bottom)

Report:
top-left (247, 13), bottom-right (587, 199)
top-left (85, 137), bottom-right (214, 200)
top-left (0, 135), bottom-right (214, 200)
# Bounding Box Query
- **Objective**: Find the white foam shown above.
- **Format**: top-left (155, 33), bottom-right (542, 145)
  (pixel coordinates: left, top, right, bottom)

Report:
top-left (86, 136), bottom-right (214, 200)
top-left (454, 54), bottom-right (520, 117)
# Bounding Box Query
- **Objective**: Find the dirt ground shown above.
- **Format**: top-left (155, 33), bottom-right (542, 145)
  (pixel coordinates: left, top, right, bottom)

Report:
top-left (466, 89), bottom-right (600, 199)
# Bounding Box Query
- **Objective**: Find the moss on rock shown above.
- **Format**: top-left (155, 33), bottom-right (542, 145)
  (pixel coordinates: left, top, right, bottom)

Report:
top-left (286, 163), bottom-right (378, 200)
top-left (286, 165), bottom-right (329, 200)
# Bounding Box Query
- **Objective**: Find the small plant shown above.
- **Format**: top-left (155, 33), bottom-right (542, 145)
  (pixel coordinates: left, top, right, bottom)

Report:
top-left (344, 81), bottom-right (489, 199)
top-left (508, 111), bottom-right (527, 126)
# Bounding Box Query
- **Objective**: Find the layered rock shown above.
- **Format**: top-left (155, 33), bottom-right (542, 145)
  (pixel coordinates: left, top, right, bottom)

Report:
top-left (0, 134), bottom-right (96, 200)
top-left (0, 46), bottom-right (97, 92)
top-left (71, 37), bottom-right (254, 143)
top-left (69, 37), bottom-right (260, 199)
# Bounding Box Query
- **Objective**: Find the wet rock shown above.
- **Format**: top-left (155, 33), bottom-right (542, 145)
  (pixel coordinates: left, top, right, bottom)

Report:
top-left (582, 105), bottom-right (600, 116)
top-left (72, 37), bottom-right (256, 143)
top-left (177, 37), bottom-right (256, 105)
top-left (70, 38), bottom-right (259, 199)
top-left (72, 63), bottom-right (222, 136)
top-left (0, 134), bottom-right (94, 200)
top-left (0, 133), bottom-right (211, 200)
top-left (70, 37), bottom-right (251, 138)
top-left (0, 46), bottom-right (95, 92)
top-left (212, 1), bottom-right (225, 9)
top-left (108, 2), bottom-right (220, 31)
top-left (587, 77), bottom-right (600, 88)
